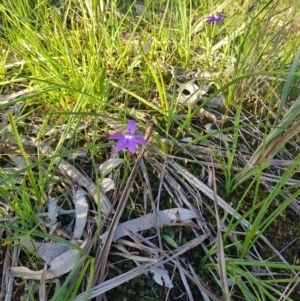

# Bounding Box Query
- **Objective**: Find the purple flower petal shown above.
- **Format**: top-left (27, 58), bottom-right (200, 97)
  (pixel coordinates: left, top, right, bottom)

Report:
top-left (127, 120), bottom-right (136, 135)
top-left (115, 137), bottom-right (128, 152)
top-left (206, 13), bottom-right (226, 23)
top-left (108, 133), bottom-right (125, 140)
top-left (133, 136), bottom-right (146, 146)
top-left (127, 139), bottom-right (137, 153)
top-left (206, 16), bottom-right (216, 23)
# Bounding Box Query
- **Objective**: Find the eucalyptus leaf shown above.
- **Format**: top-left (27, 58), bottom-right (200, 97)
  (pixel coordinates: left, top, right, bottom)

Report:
top-left (99, 158), bottom-right (123, 176)
top-left (150, 267), bottom-right (174, 288)
top-left (73, 189), bottom-right (88, 239)
top-left (161, 233), bottom-right (178, 248)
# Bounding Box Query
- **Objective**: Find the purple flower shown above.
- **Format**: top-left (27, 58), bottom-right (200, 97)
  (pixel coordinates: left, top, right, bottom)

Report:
top-left (206, 12), bottom-right (226, 23)
top-left (108, 120), bottom-right (146, 153)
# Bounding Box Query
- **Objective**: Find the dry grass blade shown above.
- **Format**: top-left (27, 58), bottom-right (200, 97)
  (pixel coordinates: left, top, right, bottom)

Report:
top-left (252, 119), bottom-right (300, 167)
top-left (118, 232), bottom-right (159, 256)
top-left (111, 243), bottom-right (151, 266)
top-left (170, 258), bottom-right (220, 301)
top-left (1, 246), bottom-right (11, 300)
top-left (139, 157), bottom-right (155, 207)
top-left (210, 155), bottom-right (231, 301)
top-left (188, 262), bottom-right (211, 301)
top-left (174, 258), bottom-right (194, 301)
top-left (39, 264), bottom-right (47, 301)
top-left (110, 250), bottom-right (158, 263)
top-left (5, 242), bottom-right (19, 301)
top-left (117, 230), bottom-right (176, 290)
top-left (278, 271), bottom-right (300, 301)
top-left (249, 94), bottom-right (300, 167)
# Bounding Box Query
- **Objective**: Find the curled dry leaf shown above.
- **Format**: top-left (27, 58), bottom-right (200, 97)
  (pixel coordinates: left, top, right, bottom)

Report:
top-left (99, 158), bottom-right (123, 176)
top-left (176, 82), bottom-right (206, 106)
top-left (0, 87), bottom-right (35, 104)
top-left (150, 267), bottom-right (174, 288)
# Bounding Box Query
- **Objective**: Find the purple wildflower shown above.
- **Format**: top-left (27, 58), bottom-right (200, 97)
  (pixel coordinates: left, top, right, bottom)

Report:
top-left (108, 120), bottom-right (146, 153)
top-left (206, 12), bottom-right (226, 23)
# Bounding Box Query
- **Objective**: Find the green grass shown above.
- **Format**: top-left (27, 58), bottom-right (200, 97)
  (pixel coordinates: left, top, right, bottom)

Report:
top-left (1, 0), bottom-right (300, 300)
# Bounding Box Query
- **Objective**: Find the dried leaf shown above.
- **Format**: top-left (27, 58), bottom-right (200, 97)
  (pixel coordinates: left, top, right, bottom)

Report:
top-left (100, 208), bottom-right (199, 243)
top-left (66, 150), bottom-right (88, 160)
top-left (73, 189), bottom-right (88, 239)
top-left (10, 156), bottom-right (28, 168)
top-left (48, 197), bottom-right (58, 233)
top-left (21, 237), bottom-right (71, 264)
top-left (99, 158), bottom-right (123, 176)
top-left (206, 94), bottom-right (226, 109)
top-left (0, 103), bottom-right (23, 125)
top-left (37, 243), bottom-right (71, 265)
top-left (176, 82), bottom-right (204, 105)
top-left (180, 137), bottom-right (193, 143)
top-left (100, 178), bottom-right (115, 192)
top-left (175, 259), bottom-right (195, 301)
top-left (205, 123), bottom-right (233, 142)
top-left (0, 87), bottom-right (35, 104)
top-left (150, 267), bottom-right (174, 288)
top-left (48, 240), bottom-right (87, 277)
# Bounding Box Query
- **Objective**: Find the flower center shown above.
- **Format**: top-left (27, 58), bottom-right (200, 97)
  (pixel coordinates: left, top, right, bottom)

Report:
top-left (125, 134), bottom-right (133, 139)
